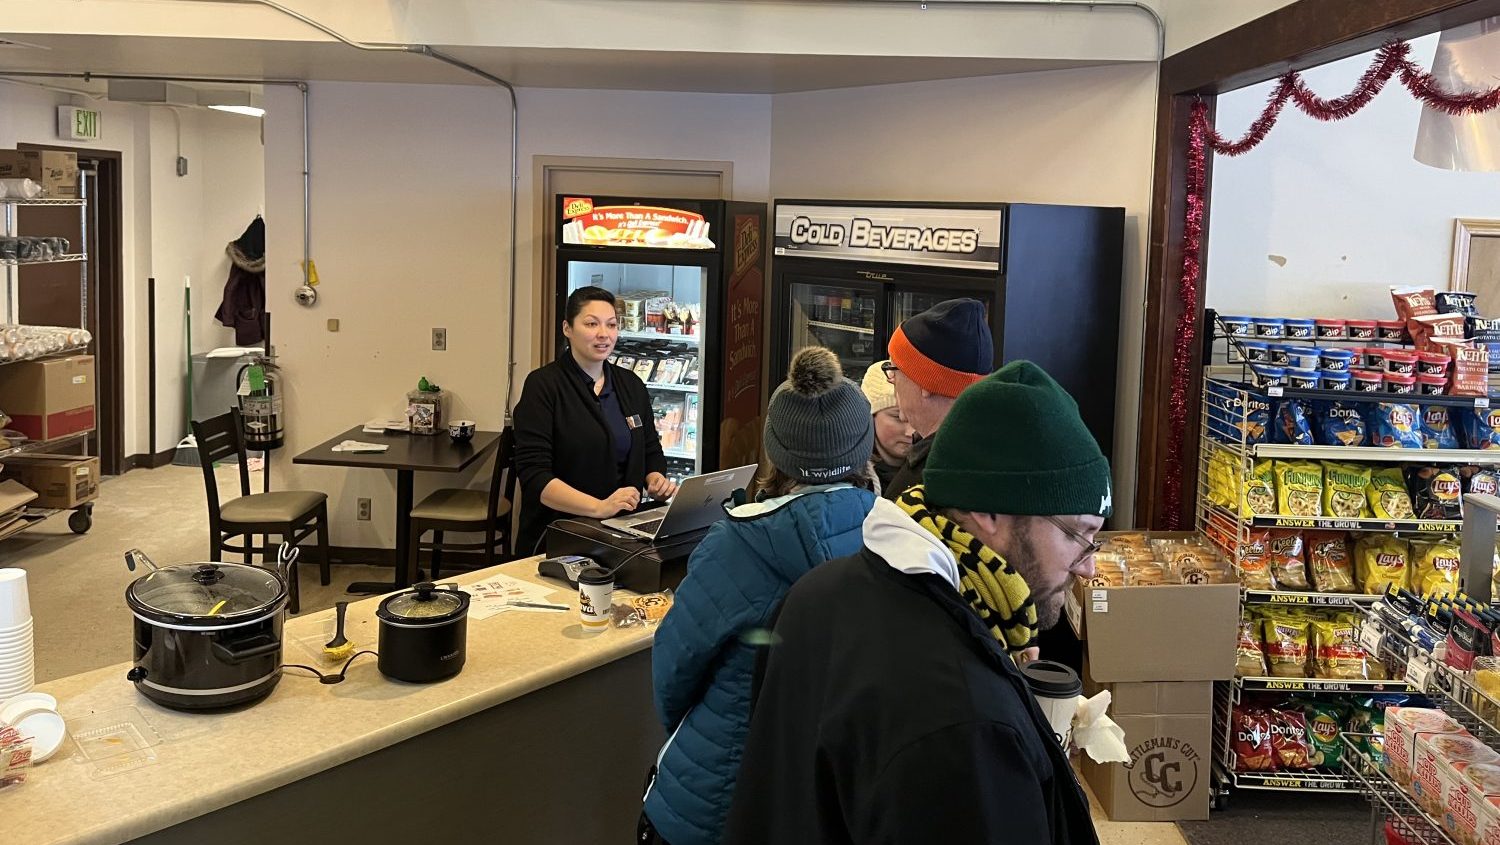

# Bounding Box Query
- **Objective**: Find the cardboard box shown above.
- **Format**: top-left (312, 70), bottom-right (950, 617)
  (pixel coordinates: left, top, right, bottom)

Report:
top-left (1385, 706), bottom-right (1464, 789)
top-left (1080, 674), bottom-right (1213, 822)
top-left (0, 150), bottom-right (78, 197)
top-left (2, 454), bottom-right (98, 508)
top-left (0, 355), bottom-right (95, 441)
top-left (1068, 577), bottom-right (1239, 682)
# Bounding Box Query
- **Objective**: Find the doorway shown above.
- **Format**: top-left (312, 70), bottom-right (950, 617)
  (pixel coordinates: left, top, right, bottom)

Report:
top-left (16, 143), bottom-right (125, 476)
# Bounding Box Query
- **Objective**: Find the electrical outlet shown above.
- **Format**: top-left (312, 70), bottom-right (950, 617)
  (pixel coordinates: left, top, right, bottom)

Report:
top-left (327, 319), bottom-right (339, 332)
top-left (176, 156), bottom-right (188, 177)
top-left (356, 498), bottom-right (371, 521)
top-left (432, 328), bottom-right (447, 351)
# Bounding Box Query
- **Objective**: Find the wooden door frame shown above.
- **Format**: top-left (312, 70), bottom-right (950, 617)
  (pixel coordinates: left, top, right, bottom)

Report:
top-left (1135, 0), bottom-right (1500, 528)
top-left (531, 156), bottom-right (733, 369)
top-left (17, 142), bottom-right (126, 476)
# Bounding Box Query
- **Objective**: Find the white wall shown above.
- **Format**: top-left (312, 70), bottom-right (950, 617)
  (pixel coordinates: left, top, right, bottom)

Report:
top-left (1204, 34), bottom-right (1500, 320)
top-left (770, 65), bottom-right (1158, 526)
top-left (1160, 0), bottom-right (1298, 55)
top-left (264, 81), bottom-right (772, 546)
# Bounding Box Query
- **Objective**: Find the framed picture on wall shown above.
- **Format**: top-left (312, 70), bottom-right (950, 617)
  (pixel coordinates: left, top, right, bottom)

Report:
top-left (1452, 218), bottom-right (1500, 314)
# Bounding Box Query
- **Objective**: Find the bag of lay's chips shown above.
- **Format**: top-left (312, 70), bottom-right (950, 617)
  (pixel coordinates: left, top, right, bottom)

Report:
top-left (1314, 401), bottom-right (1366, 447)
top-left (1321, 462), bottom-right (1371, 519)
top-left (1275, 399), bottom-right (1315, 445)
top-left (1242, 459), bottom-right (1277, 518)
top-left (1355, 534), bottom-right (1409, 595)
top-left (1367, 467), bottom-right (1416, 520)
top-left (1405, 465), bottom-right (1463, 521)
top-left (1418, 405), bottom-right (1459, 449)
top-left (1275, 460), bottom-right (1323, 518)
top-left (1409, 535), bottom-right (1462, 598)
top-left (1364, 402), bottom-right (1423, 449)
top-left (1465, 466), bottom-right (1500, 499)
top-left (1461, 405), bottom-right (1500, 450)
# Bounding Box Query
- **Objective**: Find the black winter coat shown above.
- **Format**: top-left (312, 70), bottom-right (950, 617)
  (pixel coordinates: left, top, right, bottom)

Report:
top-left (881, 434), bottom-right (931, 501)
top-left (512, 357), bottom-right (667, 556)
top-left (723, 548), bottom-right (1099, 845)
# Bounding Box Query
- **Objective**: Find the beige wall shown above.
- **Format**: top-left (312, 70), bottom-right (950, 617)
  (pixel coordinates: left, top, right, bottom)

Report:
top-left (770, 65), bottom-right (1159, 526)
top-left (264, 81), bottom-right (773, 546)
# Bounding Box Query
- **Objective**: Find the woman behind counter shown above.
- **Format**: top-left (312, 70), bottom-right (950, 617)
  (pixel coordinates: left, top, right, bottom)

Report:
top-left (513, 286), bottom-right (679, 556)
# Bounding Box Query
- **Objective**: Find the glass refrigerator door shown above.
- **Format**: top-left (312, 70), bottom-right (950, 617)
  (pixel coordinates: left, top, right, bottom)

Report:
top-left (565, 260), bottom-right (705, 484)
top-left (788, 280), bottom-right (879, 380)
top-left (889, 289), bottom-right (993, 328)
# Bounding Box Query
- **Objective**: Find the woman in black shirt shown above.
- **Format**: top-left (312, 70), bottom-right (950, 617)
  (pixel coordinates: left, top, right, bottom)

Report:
top-left (513, 286), bottom-right (679, 556)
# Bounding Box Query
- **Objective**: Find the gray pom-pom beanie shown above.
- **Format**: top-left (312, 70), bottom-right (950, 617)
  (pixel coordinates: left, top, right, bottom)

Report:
top-left (763, 347), bottom-right (875, 485)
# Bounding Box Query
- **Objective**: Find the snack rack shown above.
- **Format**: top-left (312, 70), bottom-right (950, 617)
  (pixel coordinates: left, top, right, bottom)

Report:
top-left (0, 192), bottom-right (96, 540)
top-left (1197, 312), bottom-right (1500, 806)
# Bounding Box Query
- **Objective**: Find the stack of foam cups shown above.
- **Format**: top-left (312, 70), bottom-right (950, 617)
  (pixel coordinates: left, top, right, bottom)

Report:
top-left (0, 569), bottom-right (34, 702)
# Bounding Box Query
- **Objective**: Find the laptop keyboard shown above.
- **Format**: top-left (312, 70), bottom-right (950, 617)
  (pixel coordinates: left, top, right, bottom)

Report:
top-left (632, 519), bottom-right (664, 536)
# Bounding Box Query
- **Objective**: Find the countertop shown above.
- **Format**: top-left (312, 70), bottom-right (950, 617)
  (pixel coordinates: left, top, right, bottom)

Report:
top-left (3, 558), bottom-right (656, 845)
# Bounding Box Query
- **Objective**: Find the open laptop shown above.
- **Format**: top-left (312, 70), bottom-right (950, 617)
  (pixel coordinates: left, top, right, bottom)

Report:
top-left (602, 464), bottom-right (756, 541)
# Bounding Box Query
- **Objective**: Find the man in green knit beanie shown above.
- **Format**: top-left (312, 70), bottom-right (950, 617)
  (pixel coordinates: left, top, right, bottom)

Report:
top-left (726, 361), bottom-right (1110, 845)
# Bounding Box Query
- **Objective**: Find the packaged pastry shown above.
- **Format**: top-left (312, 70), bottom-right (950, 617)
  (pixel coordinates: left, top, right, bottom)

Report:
top-left (1310, 616), bottom-right (1366, 679)
top-left (1409, 535), bottom-right (1462, 598)
top-left (1237, 528), bottom-right (1274, 590)
top-left (1263, 612), bottom-right (1310, 678)
top-left (1274, 460), bottom-right (1324, 518)
top-left (1233, 707), bottom-right (1276, 772)
top-left (1269, 707), bottom-right (1313, 770)
top-left (1356, 534), bottom-right (1409, 595)
top-left (1128, 563), bottom-right (1165, 586)
top-left (1406, 465), bottom-right (1463, 521)
top-left (1236, 611), bottom-right (1268, 677)
top-left (1314, 401), bottom-right (1366, 447)
top-left (1268, 529), bottom-right (1311, 591)
top-left (1419, 405), bottom-right (1460, 449)
top-left (1384, 706), bottom-right (1463, 787)
top-left (1305, 531), bottom-right (1356, 593)
top-left (1304, 700), bottom-right (1347, 767)
top-left (1367, 467), bottom-right (1416, 520)
top-left (1242, 459), bottom-right (1278, 518)
top-left (1365, 402), bottom-right (1423, 449)
top-left (1088, 552), bottom-right (1128, 587)
top-left (1392, 286), bottom-right (1439, 321)
top-left (1321, 462), bottom-right (1371, 519)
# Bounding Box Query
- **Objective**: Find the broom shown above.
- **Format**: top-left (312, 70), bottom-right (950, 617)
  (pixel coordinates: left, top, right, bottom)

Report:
top-left (172, 276), bottom-right (199, 467)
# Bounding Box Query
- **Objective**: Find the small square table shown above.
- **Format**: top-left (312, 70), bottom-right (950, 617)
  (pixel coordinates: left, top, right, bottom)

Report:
top-left (293, 426), bottom-right (502, 593)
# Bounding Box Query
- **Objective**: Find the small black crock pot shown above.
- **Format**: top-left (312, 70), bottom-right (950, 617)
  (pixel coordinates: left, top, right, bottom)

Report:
top-left (125, 562), bottom-right (288, 711)
top-left (376, 582), bottom-right (470, 683)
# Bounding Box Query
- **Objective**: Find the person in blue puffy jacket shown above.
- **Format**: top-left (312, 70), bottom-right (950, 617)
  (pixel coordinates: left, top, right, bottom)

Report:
top-left (641, 346), bottom-right (878, 845)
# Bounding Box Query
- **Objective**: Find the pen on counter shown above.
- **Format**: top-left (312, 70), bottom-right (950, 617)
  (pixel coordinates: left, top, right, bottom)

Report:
top-left (507, 600), bottom-right (571, 612)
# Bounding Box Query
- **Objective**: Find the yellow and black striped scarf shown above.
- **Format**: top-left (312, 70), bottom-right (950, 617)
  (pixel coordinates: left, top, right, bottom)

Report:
top-left (896, 485), bottom-right (1038, 654)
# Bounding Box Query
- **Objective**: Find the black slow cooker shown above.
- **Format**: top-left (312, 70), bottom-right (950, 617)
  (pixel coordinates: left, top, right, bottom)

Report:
top-left (125, 561), bottom-right (288, 710)
top-left (376, 583), bottom-right (469, 683)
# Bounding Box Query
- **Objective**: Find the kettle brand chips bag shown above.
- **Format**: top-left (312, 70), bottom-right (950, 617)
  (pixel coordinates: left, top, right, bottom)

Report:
top-left (1268, 529), bottom-right (1311, 590)
top-left (1321, 462), bottom-right (1370, 519)
top-left (1367, 467), bottom-right (1416, 520)
top-left (1409, 536), bottom-right (1462, 598)
top-left (1306, 530), bottom-right (1356, 593)
top-left (1406, 465), bottom-right (1463, 521)
top-left (1356, 534), bottom-right (1409, 595)
top-left (1392, 286), bottom-right (1438, 321)
top-left (1275, 460), bottom-right (1323, 518)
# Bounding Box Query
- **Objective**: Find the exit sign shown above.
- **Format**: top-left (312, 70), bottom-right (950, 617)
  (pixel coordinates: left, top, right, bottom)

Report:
top-left (57, 106), bottom-right (101, 141)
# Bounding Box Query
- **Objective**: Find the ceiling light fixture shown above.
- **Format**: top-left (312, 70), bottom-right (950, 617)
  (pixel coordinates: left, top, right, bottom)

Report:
top-left (206, 104), bottom-right (265, 117)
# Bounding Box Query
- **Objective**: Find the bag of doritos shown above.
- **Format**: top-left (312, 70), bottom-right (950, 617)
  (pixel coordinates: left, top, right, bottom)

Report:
top-left (1315, 401), bottom-right (1366, 447)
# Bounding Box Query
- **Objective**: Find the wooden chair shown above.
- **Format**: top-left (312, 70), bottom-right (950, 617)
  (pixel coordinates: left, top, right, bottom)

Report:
top-left (191, 409), bottom-right (330, 614)
top-left (412, 427), bottom-right (516, 581)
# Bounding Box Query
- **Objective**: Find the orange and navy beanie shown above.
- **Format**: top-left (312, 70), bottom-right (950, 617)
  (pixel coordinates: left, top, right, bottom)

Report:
top-left (888, 298), bottom-right (994, 398)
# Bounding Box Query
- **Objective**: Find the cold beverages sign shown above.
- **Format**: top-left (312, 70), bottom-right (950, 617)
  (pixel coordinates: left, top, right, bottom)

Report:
top-left (773, 203), bottom-right (1003, 271)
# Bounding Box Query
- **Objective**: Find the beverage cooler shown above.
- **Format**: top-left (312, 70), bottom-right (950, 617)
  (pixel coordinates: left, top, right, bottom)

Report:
top-left (556, 195), bottom-right (767, 482)
top-left (771, 200), bottom-right (1125, 460)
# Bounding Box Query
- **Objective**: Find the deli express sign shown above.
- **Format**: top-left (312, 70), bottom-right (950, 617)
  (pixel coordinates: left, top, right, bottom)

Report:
top-left (773, 204), bottom-right (1003, 272)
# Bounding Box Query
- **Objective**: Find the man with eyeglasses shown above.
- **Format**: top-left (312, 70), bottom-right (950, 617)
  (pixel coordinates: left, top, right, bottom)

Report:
top-left (881, 297), bottom-right (994, 501)
top-left (725, 361), bottom-right (1107, 845)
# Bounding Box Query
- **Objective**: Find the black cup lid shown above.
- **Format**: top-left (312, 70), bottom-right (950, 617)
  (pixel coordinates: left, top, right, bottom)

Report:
top-left (1020, 660), bottom-right (1082, 698)
top-left (578, 566), bottom-right (614, 586)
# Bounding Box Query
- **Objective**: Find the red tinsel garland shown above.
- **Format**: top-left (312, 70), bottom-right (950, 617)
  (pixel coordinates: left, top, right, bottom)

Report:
top-left (1160, 40), bottom-right (1500, 528)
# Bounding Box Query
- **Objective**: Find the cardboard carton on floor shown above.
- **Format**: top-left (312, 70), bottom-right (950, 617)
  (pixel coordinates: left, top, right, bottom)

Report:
top-left (2, 454), bottom-right (98, 508)
top-left (0, 150), bottom-right (79, 197)
top-left (0, 355), bottom-right (95, 441)
top-left (1080, 672), bottom-right (1213, 822)
top-left (1067, 575), bottom-right (1239, 682)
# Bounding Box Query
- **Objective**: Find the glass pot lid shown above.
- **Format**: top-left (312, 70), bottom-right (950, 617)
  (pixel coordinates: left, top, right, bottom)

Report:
top-left (127, 562), bottom-right (286, 621)
top-left (378, 583), bottom-right (469, 625)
